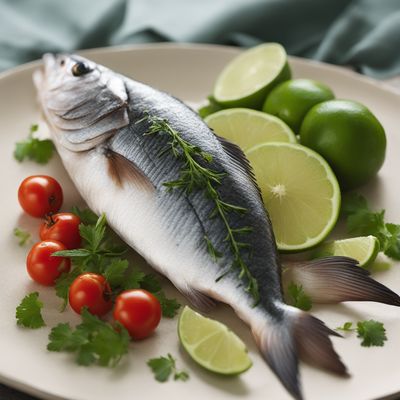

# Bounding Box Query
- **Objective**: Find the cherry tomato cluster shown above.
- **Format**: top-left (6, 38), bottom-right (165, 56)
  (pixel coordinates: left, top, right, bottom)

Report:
top-left (18, 175), bottom-right (161, 340)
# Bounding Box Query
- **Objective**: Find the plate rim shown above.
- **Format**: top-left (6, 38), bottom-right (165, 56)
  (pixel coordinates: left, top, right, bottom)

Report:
top-left (1, 42), bottom-right (399, 100)
top-left (1, 42), bottom-right (400, 400)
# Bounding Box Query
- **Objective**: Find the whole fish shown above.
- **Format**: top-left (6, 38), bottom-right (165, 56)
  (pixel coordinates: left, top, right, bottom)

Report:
top-left (34, 54), bottom-right (400, 400)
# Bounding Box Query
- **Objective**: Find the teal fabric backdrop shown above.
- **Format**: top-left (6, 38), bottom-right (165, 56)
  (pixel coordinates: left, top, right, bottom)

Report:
top-left (0, 0), bottom-right (399, 78)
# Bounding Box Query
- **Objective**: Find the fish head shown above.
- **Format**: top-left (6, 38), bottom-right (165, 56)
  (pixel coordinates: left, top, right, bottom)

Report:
top-left (34, 54), bottom-right (129, 151)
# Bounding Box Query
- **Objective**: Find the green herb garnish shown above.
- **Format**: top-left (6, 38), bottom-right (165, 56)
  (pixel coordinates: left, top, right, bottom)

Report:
top-left (336, 319), bottom-right (387, 347)
top-left (47, 308), bottom-right (130, 367)
top-left (147, 353), bottom-right (189, 382)
top-left (141, 115), bottom-right (259, 303)
top-left (54, 212), bottom-right (180, 317)
top-left (16, 292), bottom-right (46, 329)
top-left (286, 282), bottom-right (312, 311)
top-left (14, 124), bottom-right (54, 164)
top-left (14, 227), bottom-right (31, 246)
top-left (342, 193), bottom-right (400, 260)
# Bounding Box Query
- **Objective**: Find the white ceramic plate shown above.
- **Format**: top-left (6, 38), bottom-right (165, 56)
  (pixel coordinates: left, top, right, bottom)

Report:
top-left (1, 44), bottom-right (399, 400)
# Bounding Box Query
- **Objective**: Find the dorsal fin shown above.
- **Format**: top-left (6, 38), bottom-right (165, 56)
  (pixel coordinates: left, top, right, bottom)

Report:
top-left (215, 134), bottom-right (263, 200)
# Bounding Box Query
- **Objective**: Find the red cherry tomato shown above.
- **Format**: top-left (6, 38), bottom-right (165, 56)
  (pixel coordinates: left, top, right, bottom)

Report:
top-left (113, 289), bottom-right (161, 340)
top-left (39, 213), bottom-right (81, 249)
top-left (69, 273), bottom-right (113, 316)
top-left (26, 240), bottom-right (71, 286)
top-left (18, 175), bottom-right (63, 218)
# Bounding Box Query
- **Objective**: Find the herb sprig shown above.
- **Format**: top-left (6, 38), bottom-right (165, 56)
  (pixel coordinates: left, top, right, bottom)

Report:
top-left (53, 211), bottom-right (180, 317)
top-left (14, 124), bottom-right (54, 164)
top-left (336, 319), bottom-right (387, 347)
top-left (342, 193), bottom-right (400, 260)
top-left (141, 115), bottom-right (259, 303)
top-left (48, 308), bottom-right (130, 367)
top-left (16, 292), bottom-right (46, 329)
top-left (286, 282), bottom-right (312, 311)
top-left (14, 227), bottom-right (31, 246)
top-left (147, 353), bottom-right (189, 382)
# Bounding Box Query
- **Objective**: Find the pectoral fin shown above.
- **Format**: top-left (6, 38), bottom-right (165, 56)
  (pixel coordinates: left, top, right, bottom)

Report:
top-left (105, 148), bottom-right (155, 192)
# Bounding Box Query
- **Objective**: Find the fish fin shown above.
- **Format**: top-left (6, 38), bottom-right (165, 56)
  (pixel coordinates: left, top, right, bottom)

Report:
top-left (180, 287), bottom-right (217, 313)
top-left (215, 135), bottom-right (262, 200)
top-left (283, 256), bottom-right (400, 306)
top-left (293, 311), bottom-right (349, 376)
top-left (105, 148), bottom-right (155, 192)
top-left (252, 307), bottom-right (348, 400)
top-left (252, 314), bottom-right (302, 400)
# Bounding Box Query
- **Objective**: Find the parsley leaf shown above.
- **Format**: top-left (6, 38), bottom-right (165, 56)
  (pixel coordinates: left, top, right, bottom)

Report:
top-left (16, 292), bottom-right (46, 329)
top-left (287, 282), bottom-right (312, 311)
top-left (336, 319), bottom-right (387, 347)
top-left (14, 124), bottom-right (54, 164)
top-left (13, 227), bottom-right (31, 246)
top-left (356, 320), bottom-right (387, 347)
top-left (336, 322), bottom-right (354, 332)
top-left (147, 354), bottom-right (189, 382)
top-left (53, 212), bottom-right (181, 317)
top-left (48, 308), bottom-right (130, 367)
top-left (342, 193), bottom-right (400, 260)
top-left (71, 206), bottom-right (99, 226)
top-left (103, 259), bottom-right (129, 288)
top-left (155, 292), bottom-right (181, 318)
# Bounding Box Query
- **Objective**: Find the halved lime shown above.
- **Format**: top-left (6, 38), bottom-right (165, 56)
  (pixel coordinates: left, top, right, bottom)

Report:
top-left (312, 235), bottom-right (380, 267)
top-left (205, 108), bottom-right (296, 152)
top-left (246, 142), bottom-right (341, 252)
top-left (213, 43), bottom-right (291, 109)
top-left (178, 306), bottom-right (252, 375)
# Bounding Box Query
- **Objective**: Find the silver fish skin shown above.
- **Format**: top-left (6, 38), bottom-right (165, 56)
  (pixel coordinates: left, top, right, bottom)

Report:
top-left (34, 54), bottom-right (400, 400)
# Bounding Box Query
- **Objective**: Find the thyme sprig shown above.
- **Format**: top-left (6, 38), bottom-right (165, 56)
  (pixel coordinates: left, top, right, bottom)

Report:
top-left (141, 114), bottom-right (259, 303)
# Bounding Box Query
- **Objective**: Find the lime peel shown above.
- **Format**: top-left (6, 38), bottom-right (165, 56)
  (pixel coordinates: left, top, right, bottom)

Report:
top-left (178, 306), bottom-right (252, 375)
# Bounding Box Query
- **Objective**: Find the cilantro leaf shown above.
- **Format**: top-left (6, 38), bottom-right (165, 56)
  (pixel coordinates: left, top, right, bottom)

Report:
top-left (147, 354), bottom-right (189, 382)
top-left (336, 322), bottom-right (354, 332)
top-left (103, 259), bottom-right (129, 288)
top-left (13, 227), bottom-right (31, 246)
top-left (155, 292), bottom-right (181, 318)
top-left (287, 282), bottom-right (312, 311)
top-left (55, 267), bottom-right (83, 311)
top-left (48, 308), bottom-right (130, 367)
top-left (341, 193), bottom-right (400, 260)
top-left (356, 320), bottom-right (387, 347)
top-left (71, 206), bottom-right (99, 226)
top-left (140, 274), bottom-right (162, 293)
top-left (16, 292), bottom-right (46, 329)
top-left (14, 124), bottom-right (54, 164)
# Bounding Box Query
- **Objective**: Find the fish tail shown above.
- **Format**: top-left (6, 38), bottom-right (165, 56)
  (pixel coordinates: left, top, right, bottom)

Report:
top-left (283, 256), bottom-right (400, 306)
top-left (252, 306), bottom-right (348, 400)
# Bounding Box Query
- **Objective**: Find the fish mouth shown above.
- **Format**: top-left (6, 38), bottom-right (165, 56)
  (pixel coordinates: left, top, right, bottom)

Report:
top-left (33, 53), bottom-right (58, 91)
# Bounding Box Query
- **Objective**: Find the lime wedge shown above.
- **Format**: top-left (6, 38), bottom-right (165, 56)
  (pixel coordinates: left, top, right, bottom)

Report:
top-left (205, 108), bottom-right (296, 152)
top-left (213, 43), bottom-right (291, 109)
top-left (246, 142), bottom-right (341, 252)
top-left (312, 235), bottom-right (380, 267)
top-left (178, 306), bottom-right (252, 375)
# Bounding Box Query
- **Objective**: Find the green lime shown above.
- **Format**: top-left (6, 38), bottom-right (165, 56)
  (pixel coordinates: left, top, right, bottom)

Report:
top-left (299, 100), bottom-right (386, 190)
top-left (178, 306), bottom-right (252, 375)
top-left (312, 235), bottom-right (380, 268)
top-left (262, 79), bottom-right (335, 133)
top-left (213, 43), bottom-right (291, 109)
top-left (247, 142), bottom-right (341, 252)
top-left (205, 108), bottom-right (296, 152)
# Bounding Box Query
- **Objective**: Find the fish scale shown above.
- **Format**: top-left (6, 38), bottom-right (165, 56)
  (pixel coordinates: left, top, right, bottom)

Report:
top-left (34, 53), bottom-right (400, 400)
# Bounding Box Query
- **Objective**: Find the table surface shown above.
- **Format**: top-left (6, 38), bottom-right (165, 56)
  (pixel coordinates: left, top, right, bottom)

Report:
top-left (1, 67), bottom-right (399, 400)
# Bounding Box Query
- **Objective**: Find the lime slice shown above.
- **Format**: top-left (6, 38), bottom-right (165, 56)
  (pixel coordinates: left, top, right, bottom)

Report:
top-left (178, 306), bottom-right (252, 375)
top-left (213, 43), bottom-right (291, 109)
top-left (312, 236), bottom-right (380, 267)
top-left (205, 108), bottom-right (296, 152)
top-left (246, 142), bottom-right (341, 252)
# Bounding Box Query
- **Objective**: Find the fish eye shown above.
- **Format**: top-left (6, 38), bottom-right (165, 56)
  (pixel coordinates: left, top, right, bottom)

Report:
top-left (72, 61), bottom-right (92, 77)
